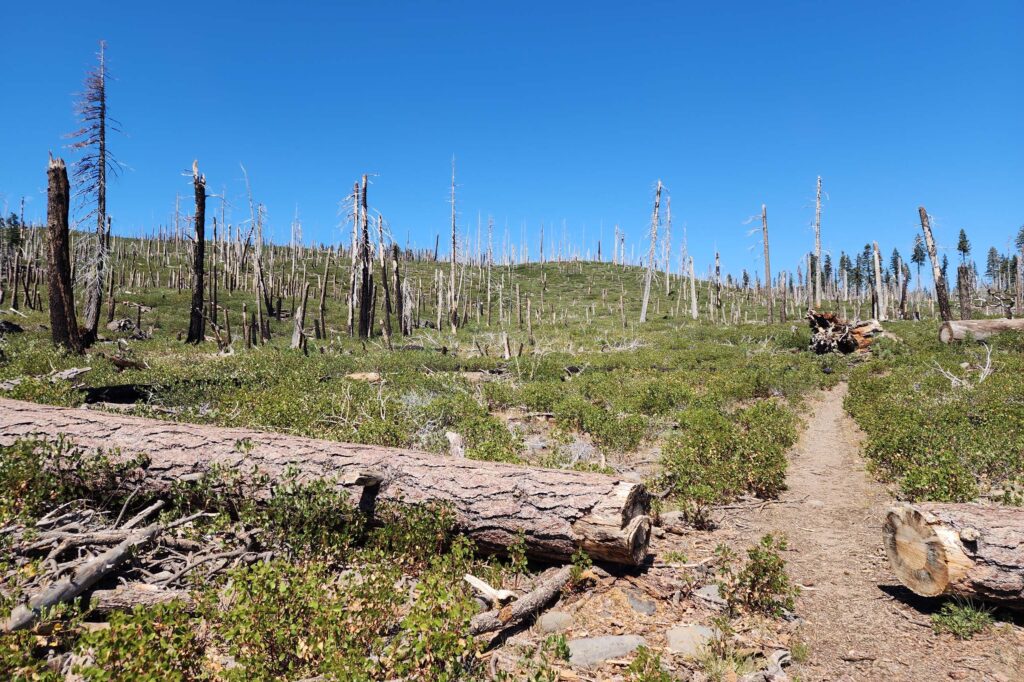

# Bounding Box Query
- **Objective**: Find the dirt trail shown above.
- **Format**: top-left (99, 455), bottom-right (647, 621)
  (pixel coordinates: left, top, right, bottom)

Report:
top-left (730, 383), bottom-right (1022, 681)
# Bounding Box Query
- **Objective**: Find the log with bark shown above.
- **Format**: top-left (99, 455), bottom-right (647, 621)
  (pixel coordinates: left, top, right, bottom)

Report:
top-left (938, 318), bottom-right (1024, 344)
top-left (0, 398), bottom-right (652, 565)
top-left (806, 310), bottom-right (882, 354)
top-left (883, 503), bottom-right (1024, 606)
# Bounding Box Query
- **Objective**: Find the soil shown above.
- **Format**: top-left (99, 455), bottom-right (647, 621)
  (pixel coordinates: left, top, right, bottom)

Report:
top-left (500, 383), bottom-right (1023, 680)
top-left (718, 383), bottom-right (1024, 681)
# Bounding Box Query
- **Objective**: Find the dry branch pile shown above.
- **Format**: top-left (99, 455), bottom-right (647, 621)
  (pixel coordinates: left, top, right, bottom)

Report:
top-left (2, 501), bottom-right (258, 632)
top-left (806, 310), bottom-right (882, 354)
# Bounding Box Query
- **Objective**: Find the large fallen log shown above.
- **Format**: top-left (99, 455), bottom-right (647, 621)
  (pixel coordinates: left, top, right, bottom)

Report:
top-left (0, 398), bottom-right (651, 565)
top-left (938, 318), bottom-right (1024, 343)
top-left (883, 503), bottom-right (1024, 606)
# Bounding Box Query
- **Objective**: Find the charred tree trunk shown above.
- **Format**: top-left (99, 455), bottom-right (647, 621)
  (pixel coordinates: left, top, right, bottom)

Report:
top-left (884, 503), bottom-right (1024, 606)
top-left (357, 175), bottom-right (373, 339)
top-left (0, 398), bottom-right (652, 565)
top-left (956, 264), bottom-right (972, 321)
top-left (46, 157), bottom-right (82, 354)
top-left (185, 162), bottom-right (206, 344)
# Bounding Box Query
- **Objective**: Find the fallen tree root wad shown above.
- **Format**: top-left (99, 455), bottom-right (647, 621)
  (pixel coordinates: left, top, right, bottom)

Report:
top-left (883, 503), bottom-right (1024, 606)
top-left (806, 310), bottom-right (882, 354)
top-left (0, 398), bottom-right (652, 565)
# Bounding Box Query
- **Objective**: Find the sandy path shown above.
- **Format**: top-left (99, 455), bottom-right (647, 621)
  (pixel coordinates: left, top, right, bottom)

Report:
top-left (731, 383), bottom-right (1022, 681)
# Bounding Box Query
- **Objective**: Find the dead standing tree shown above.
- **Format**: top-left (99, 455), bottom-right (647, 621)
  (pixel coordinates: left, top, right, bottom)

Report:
top-left (639, 180), bottom-right (662, 323)
top-left (46, 156), bottom-right (82, 354)
top-left (185, 161), bottom-right (206, 344)
top-left (919, 206), bottom-right (952, 321)
top-left (449, 157), bottom-right (459, 334)
top-left (814, 176), bottom-right (823, 307)
top-left (68, 40), bottom-right (118, 344)
top-left (762, 204), bottom-right (773, 322)
top-left (357, 175), bottom-right (373, 338)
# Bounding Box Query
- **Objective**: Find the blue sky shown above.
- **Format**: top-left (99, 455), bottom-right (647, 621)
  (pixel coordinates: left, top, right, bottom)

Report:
top-left (2, 1), bottom-right (1021, 282)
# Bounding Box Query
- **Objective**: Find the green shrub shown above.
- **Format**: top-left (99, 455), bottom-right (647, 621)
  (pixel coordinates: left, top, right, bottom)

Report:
top-left (75, 602), bottom-right (205, 681)
top-left (717, 535), bottom-right (797, 617)
top-left (931, 598), bottom-right (994, 639)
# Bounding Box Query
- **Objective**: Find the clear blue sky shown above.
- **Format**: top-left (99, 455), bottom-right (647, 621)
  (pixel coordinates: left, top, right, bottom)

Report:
top-left (2, 1), bottom-right (1021, 282)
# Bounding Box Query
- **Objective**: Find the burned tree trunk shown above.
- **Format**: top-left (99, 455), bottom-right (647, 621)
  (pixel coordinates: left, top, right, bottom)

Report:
top-left (357, 175), bottom-right (373, 339)
top-left (806, 310), bottom-right (882, 354)
top-left (185, 161), bottom-right (206, 344)
top-left (956, 264), bottom-right (972, 321)
top-left (46, 157), bottom-right (82, 354)
top-left (0, 398), bottom-right (652, 565)
top-left (884, 503), bottom-right (1024, 606)
top-left (938, 318), bottom-right (1024, 343)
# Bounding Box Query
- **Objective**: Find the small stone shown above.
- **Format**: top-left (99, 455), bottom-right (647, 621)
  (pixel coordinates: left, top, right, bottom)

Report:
top-left (568, 635), bottom-right (646, 667)
top-left (658, 510), bottom-right (689, 535)
top-left (666, 624), bottom-right (715, 657)
top-left (536, 610), bottom-right (572, 634)
top-left (808, 499), bottom-right (825, 508)
top-left (695, 583), bottom-right (726, 605)
top-left (626, 591), bottom-right (657, 616)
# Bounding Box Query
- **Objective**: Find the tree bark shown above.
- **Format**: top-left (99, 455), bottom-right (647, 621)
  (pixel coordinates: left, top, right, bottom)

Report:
top-left (46, 156), bottom-right (82, 354)
top-left (938, 318), bottom-right (1024, 343)
top-left (884, 503), bottom-right (1024, 606)
top-left (185, 161), bottom-right (206, 344)
top-left (0, 398), bottom-right (652, 565)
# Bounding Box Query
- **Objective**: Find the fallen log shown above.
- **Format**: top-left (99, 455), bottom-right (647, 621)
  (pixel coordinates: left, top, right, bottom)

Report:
top-left (938, 318), bottom-right (1024, 343)
top-left (87, 584), bottom-right (194, 614)
top-left (806, 310), bottom-right (882, 354)
top-left (0, 398), bottom-right (652, 566)
top-left (883, 503), bottom-right (1024, 606)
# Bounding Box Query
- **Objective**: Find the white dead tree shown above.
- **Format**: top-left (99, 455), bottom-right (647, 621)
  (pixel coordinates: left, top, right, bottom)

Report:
top-left (639, 181), bottom-right (662, 323)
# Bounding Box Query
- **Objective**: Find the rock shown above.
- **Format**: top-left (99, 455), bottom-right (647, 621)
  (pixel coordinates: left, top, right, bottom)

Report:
top-left (536, 610), bottom-right (572, 634)
top-left (568, 635), bottom-right (646, 667)
top-left (0, 320), bottom-right (24, 334)
top-left (566, 437), bottom-right (598, 463)
top-left (808, 499), bottom-right (825, 508)
top-left (626, 590), bottom-right (657, 616)
top-left (666, 624), bottom-right (715, 657)
top-left (658, 510), bottom-right (689, 535)
top-left (695, 583), bottom-right (726, 606)
top-left (106, 318), bottom-right (137, 332)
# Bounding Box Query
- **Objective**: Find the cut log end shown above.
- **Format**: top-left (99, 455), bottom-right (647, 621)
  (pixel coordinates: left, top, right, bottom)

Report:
top-left (883, 505), bottom-right (973, 598)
